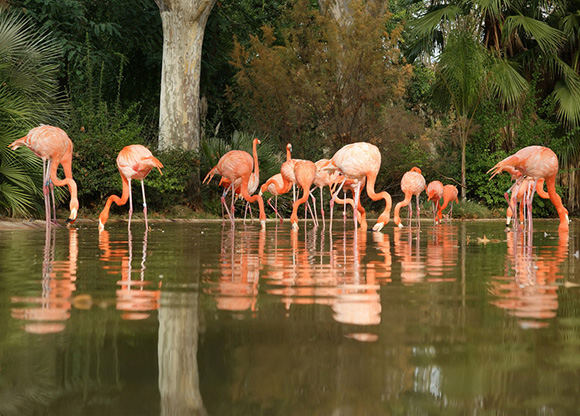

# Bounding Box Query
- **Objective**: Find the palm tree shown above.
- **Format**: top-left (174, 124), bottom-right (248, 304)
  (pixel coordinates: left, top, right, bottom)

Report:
top-left (0, 10), bottom-right (68, 216)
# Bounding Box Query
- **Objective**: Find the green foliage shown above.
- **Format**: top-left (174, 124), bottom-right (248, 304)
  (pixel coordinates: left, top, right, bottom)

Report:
top-left (145, 148), bottom-right (199, 209)
top-left (0, 10), bottom-right (69, 216)
top-left (230, 0), bottom-right (414, 153)
top-left (15, 0), bottom-right (162, 108)
top-left (71, 100), bottom-right (147, 209)
top-left (202, 1), bottom-right (286, 138)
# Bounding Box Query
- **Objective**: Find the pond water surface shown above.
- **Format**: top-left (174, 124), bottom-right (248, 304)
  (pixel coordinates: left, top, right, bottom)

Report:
top-left (1, 219), bottom-right (580, 415)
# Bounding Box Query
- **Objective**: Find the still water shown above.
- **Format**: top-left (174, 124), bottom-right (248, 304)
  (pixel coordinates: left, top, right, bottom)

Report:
top-left (1, 219), bottom-right (580, 415)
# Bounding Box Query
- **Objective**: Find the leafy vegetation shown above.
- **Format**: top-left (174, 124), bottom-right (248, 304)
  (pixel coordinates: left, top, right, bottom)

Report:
top-left (0, 10), bottom-right (68, 216)
top-left (1, 0), bottom-right (580, 219)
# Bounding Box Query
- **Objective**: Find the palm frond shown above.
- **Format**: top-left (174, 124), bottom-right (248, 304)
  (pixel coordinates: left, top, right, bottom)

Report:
top-left (412, 5), bottom-right (463, 37)
top-left (551, 81), bottom-right (580, 128)
top-left (488, 58), bottom-right (529, 105)
top-left (503, 14), bottom-right (566, 54)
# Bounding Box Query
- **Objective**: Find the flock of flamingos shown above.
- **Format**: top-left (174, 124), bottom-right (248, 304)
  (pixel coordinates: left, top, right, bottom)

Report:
top-left (8, 124), bottom-right (572, 233)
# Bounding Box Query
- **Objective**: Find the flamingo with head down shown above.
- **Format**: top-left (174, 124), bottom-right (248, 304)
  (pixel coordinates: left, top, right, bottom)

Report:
top-left (203, 138), bottom-right (266, 229)
top-left (426, 181), bottom-right (444, 224)
top-left (9, 125), bottom-right (79, 227)
top-left (98, 145), bottom-right (163, 231)
top-left (327, 142), bottom-right (392, 232)
top-left (394, 167), bottom-right (426, 228)
top-left (488, 145), bottom-right (569, 231)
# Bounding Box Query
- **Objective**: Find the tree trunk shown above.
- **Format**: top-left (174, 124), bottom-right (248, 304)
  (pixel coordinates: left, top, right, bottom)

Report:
top-left (317, 0), bottom-right (353, 25)
top-left (156, 0), bottom-right (216, 151)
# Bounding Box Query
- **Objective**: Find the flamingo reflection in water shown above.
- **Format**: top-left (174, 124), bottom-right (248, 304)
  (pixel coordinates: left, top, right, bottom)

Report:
top-left (393, 226), bottom-right (458, 284)
top-left (203, 227), bottom-right (265, 313)
top-left (11, 228), bottom-right (78, 334)
top-left (425, 225), bottom-right (459, 280)
top-left (260, 226), bottom-right (389, 340)
top-left (489, 229), bottom-right (569, 329)
top-left (98, 229), bottom-right (160, 320)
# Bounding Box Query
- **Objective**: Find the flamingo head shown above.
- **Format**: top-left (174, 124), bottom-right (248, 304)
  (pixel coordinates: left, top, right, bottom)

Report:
top-left (98, 211), bottom-right (109, 232)
top-left (65, 199), bottom-right (79, 225)
top-left (410, 167), bottom-right (422, 174)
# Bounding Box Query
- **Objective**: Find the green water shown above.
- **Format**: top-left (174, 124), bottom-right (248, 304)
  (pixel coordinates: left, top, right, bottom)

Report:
top-left (1, 219), bottom-right (579, 415)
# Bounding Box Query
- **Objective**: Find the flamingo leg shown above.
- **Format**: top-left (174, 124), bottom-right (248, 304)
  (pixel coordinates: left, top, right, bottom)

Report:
top-left (230, 185), bottom-right (236, 227)
top-left (268, 197), bottom-right (284, 223)
top-left (127, 178), bottom-right (133, 230)
top-left (244, 202), bottom-right (254, 224)
top-left (46, 159), bottom-right (57, 225)
top-left (527, 179), bottom-right (537, 232)
top-left (407, 198), bottom-right (412, 227)
top-left (49, 180), bottom-right (58, 225)
top-left (141, 179), bottom-right (148, 230)
top-left (320, 187), bottom-right (325, 228)
top-left (343, 190), bottom-right (348, 226)
top-left (329, 178), bottom-right (347, 232)
top-left (310, 192), bottom-right (318, 227)
top-left (43, 159), bottom-right (50, 229)
top-left (353, 182), bottom-right (362, 231)
top-left (416, 194), bottom-right (421, 228)
top-left (221, 183), bottom-right (234, 222)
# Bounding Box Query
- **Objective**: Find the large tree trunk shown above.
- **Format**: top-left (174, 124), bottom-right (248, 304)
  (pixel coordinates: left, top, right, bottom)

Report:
top-left (317, 0), bottom-right (353, 25)
top-left (156, 0), bottom-right (216, 151)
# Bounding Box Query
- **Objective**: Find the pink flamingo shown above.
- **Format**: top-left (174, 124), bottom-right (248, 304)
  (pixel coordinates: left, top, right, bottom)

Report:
top-left (437, 185), bottom-right (459, 223)
top-left (98, 145), bottom-right (163, 231)
top-left (328, 142), bottom-right (392, 232)
top-left (426, 180), bottom-right (444, 224)
top-left (488, 146), bottom-right (569, 231)
top-left (290, 160), bottom-right (318, 231)
top-left (260, 173), bottom-right (288, 223)
top-left (9, 125), bottom-right (79, 227)
top-left (204, 138), bottom-right (266, 229)
top-left (394, 167), bottom-right (426, 228)
top-left (260, 143), bottom-right (294, 222)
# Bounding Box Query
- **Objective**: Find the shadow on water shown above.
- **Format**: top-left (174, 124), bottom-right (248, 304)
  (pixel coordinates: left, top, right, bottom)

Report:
top-left (0, 219), bottom-right (579, 414)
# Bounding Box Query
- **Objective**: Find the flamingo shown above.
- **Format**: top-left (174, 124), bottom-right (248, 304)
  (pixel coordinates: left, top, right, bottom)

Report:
top-left (260, 173), bottom-right (288, 223)
top-left (437, 185), bottom-right (459, 223)
top-left (219, 163), bottom-right (261, 224)
top-left (260, 143), bottom-right (294, 222)
top-left (488, 145), bottom-right (569, 231)
top-left (98, 145), bottom-right (163, 231)
top-left (426, 180), bottom-right (444, 224)
top-left (290, 160), bottom-right (318, 231)
top-left (394, 167), bottom-right (426, 228)
top-left (328, 142), bottom-right (392, 232)
top-left (9, 125), bottom-right (79, 227)
top-left (261, 143), bottom-right (294, 198)
top-left (204, 138), bottom-right (266, 228)
top-left (261, 143), bottom-right (316, 221)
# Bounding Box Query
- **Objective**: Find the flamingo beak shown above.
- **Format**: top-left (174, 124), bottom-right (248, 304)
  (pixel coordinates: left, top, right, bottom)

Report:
top-left (372, 222), bottom-right (385, 232)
